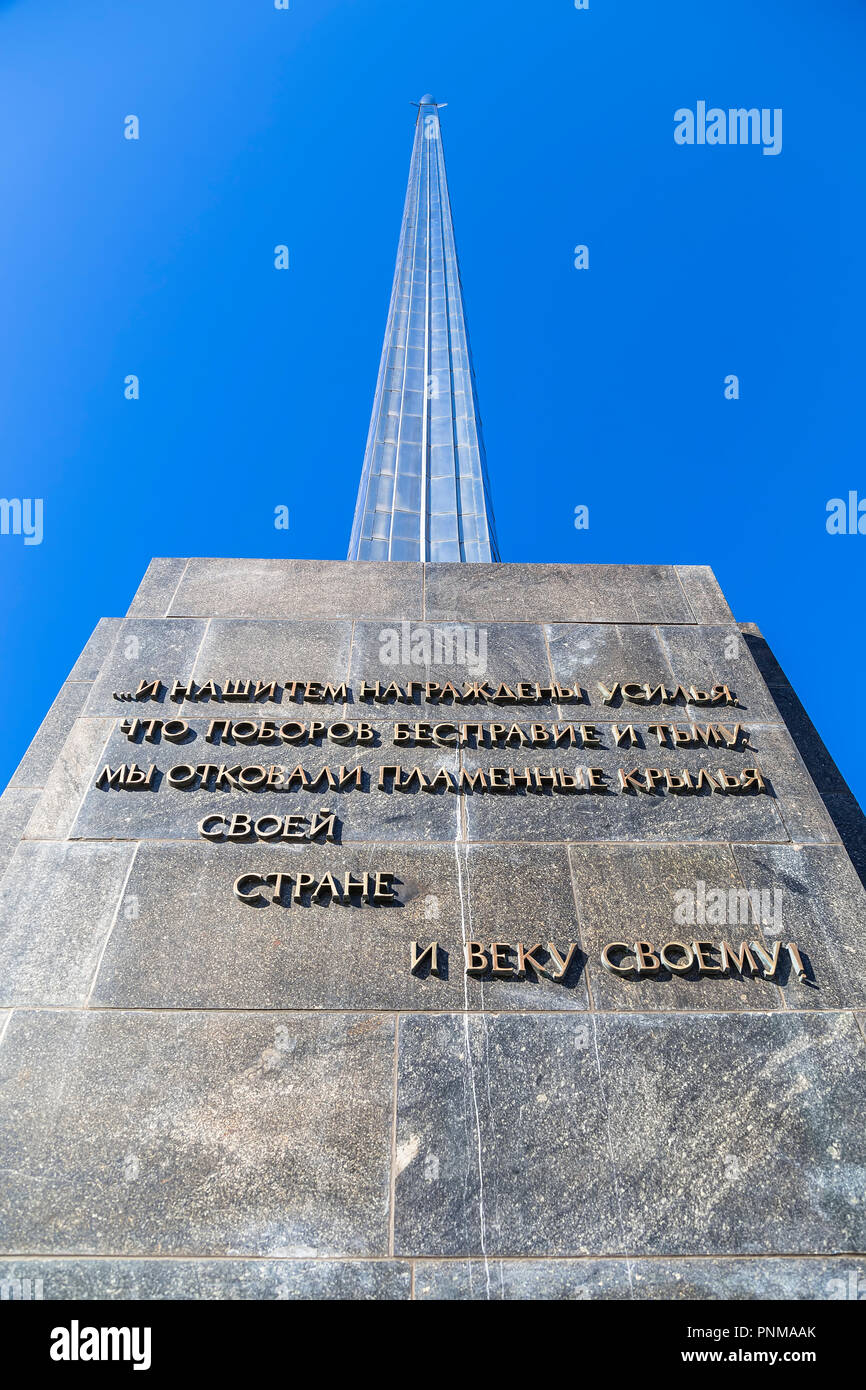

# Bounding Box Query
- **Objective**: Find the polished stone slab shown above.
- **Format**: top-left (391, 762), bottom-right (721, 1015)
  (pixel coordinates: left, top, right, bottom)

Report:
top-left (126, 558), bottom-right (189, 618)
top-left (756, 681), bottom-right (849, 795)
top-left (547, 622), bottom-right (781, 723)
top-left (413, 1256), bottom-right (863, 1300)
top-left (628, 1256), bottom-right (866, 1301)
top-left (89, 842), bottom-right (588, 1011)
top-left (23, 720), bottom-right (113, 841)
top-left (6, 618), bottom-right (123, 800)
top-left (0, 1010), bottom-right (395, 1257)
top-left (458, 842), bottom-right (589, 1007)
top-left (414, 1258), bottom-right (627, 1299)
top-left (738, 625), bottom-right (849, 797)
top-left (738, 624), bottom-right (786, 685)
top-left (0, 789), bottom-right (41, 879)
top-left (0, 1258), bottom-right (411, 1300)
top-left (546, 622), bottom-right (675, 713)
top-left (70, 725), bottom-right (460, 842)
top-left (0, 842), bottom-right (137, 1006)
top-left (738, 624), bottom-right (866, 887)
top-left (462, 736), bottom-right (788, 843)
top-left (659, 626), bottom-right (783, 723)
top-left (424, 563), bottom-right (696, 624)
top-left (179, 619), bottom-right (353, 718)
top-left (67, 617), bottom-right (125, 681)
top-left (6, 680), bottom-right (91, 790)
top-left (169, 559), bottom-right (425, 620)
top-left (569, 843), bottom-right (782, 1011)
top-left (756, 726), bottom-right (840, 843)
top-left (83, 618), bottom-right (208, 718)
top-left (675, 567), bottom-right (735, 625)
top-left (394, 1011), bottom-right (866, 1256)
top-left (732, 844), bottom-right (866, 1009)
top-left (346, 620), bottom-right (556, 720)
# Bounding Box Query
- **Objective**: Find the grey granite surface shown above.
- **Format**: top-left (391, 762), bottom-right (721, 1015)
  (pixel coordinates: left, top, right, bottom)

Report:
top-left (424, 563), bottom-right (696, 623)
top-left (169, 558), bottom-right (425, 621)
top-left (0, 841), bottom-right (137, 1005)
top-left (394, 1011), bottom-right (866, 1257)
top-left (0, 1009), bottom-right (394, 1257)
top-left (1, 1254), bottom-right (859, 1300)
top-left (0, 789), bottom-right (41, 880)
top-left (126, 559), bottom-right (189, 618)
top-left (0, 560), bottom-right (861, 1300)
top-left (732, 843), bottom-right (866, 1009)
top-left (0, 1258), bottom-right (411, 1300)
top-left (674, 566), bottom-right (735, 625)
top-left (569, 842), bottom-right (782, 1011)
top-left (83, 618), bottom-right (208, 717)
top-left (87, 841), bottom-right (589, 1012)
top-left (23, 719), bottom-right (113, 840)
top-left (413, 1256), bottom-right (865, 1300)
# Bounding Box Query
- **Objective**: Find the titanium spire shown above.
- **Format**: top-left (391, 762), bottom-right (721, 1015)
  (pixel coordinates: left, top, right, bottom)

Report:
top-left (348, 97), bottom-right (500, 562)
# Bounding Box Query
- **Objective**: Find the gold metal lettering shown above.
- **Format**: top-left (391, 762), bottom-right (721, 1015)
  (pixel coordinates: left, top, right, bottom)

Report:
top-left (546, 942), bottom-right (578, 979)
top-left (601, 942), bottom-right (634, 975)
top-left (411, 941), bottom-right (442, 976)
top-left (691, 940), bottom-right (723, 973)
top-left (659, 941), bottom-right (694, 973)
top-left (464, 942), bottom-right (487, 974)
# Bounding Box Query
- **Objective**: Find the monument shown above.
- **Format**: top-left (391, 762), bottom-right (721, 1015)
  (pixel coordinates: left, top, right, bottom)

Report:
top-left (0, 98), bottom-right (864, 1304)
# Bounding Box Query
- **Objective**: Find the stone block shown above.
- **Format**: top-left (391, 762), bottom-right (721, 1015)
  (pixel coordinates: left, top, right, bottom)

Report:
top-left (424, 563), bottom-right (695, 624)
top-left (675, 566), bottom-right (735, 624)
top-left (0, 842), bottom-right (136, 1006)
top-left (569, 843), bottom-right (781, 1010)
top-left (67, 617), bottom-right (125, 681)
top-left (83, 618), bottom-right (208, 717)
top-left (24, 721), bottom-right (113, 841)
top-left (346, 620), bottom-right (556, 720)
top-left (7, 681), bottom-right (91, 790)
top-left (546, 623), bottom-right (678, 714)
top-left (0, 790), bottom-right (41, 879)
top-left (0, 1009), bottom-right (395, 1257)
top-left (89, 842), bottom-right (588, 1011)
top-left (658, 626), bottom-right (782, 723)
top-left (126, 559), bottom-right (190, 618)
top-left (169, 559), bottom-right (424, 620)
top-left (394, 1011), bottom-right (866, 1256)
top-left (732, 844), bottom-right (866, 1009)
top-left (0, 1258), bottom-right (411, 1300)
top-left (413, 1256), bottom-right (859, 1300)
top-left (462, 736), bottom-right (788, 843)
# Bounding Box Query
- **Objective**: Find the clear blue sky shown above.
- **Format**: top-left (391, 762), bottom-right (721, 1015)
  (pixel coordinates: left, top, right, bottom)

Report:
top-left (0, 0), bottom-right (863, 805)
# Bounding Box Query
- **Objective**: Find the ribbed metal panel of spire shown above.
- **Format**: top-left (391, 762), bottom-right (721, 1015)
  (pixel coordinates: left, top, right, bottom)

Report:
top-left (348, 97), bottom-right (500, 562)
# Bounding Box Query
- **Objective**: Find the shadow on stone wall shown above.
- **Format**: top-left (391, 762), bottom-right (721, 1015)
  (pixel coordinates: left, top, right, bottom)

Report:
top-left (740, 624), bottom-right (866, 889)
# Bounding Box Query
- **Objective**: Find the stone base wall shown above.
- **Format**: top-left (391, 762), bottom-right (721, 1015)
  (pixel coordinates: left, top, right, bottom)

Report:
top-left (0, 560), bottom-right (863, 1300)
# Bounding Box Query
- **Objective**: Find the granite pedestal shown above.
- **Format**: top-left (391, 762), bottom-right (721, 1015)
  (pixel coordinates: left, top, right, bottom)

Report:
top-left (0, 560), bottom-right (863, 1300)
